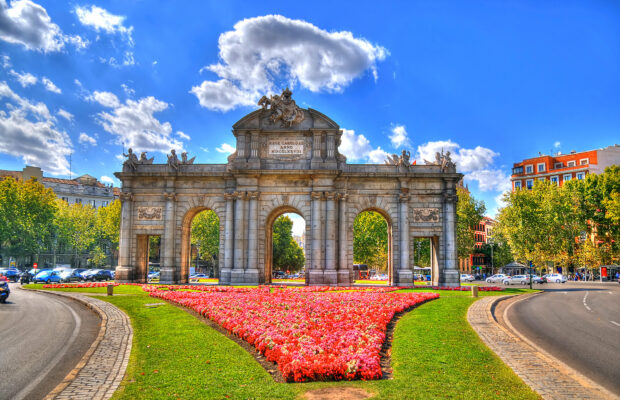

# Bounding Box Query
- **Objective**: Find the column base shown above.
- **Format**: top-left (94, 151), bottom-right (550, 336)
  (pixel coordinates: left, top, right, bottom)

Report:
top-left (438, 270), bottom-right (460, 287)
top-left (244, 269), bottom-right (260, 285)
top-left (322, 270), bottom-right (338, 285)
top-left (159, 267), bottom-right (177, 284)
top-left (307, 270), bottom-right (324, 285)
top-left (219, 268), bottom-right (232, 285)
top-left (230, 269), bottom-right (245, 285)
top-left (394, 269), bottom-right (414, 286)
top-left (114, 266), bottom-right (133, 282)
top-left (337, 270), bottom-right (352, 286)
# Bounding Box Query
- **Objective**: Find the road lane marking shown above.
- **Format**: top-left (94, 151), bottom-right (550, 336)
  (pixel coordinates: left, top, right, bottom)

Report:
top-left (611, 321), bottom-right (620, 327)
top-left (582, 291), bottom-right (591, 311)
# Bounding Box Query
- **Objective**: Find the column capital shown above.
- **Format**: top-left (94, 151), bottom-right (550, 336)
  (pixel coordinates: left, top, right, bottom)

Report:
top-left (248, 191), bottom-right (260, 200)
top-left (443, 193), bottom-right (458, 203)
top-left (337, 193), bottom-right (348, 201)
top-left (311, 191), bottom-right (323, 200)
top-left (119, 191), bottom-right (134, 201)
top-left (224, 192), bottom-right (235, 200)
top-left (164, 192), bottom-right (176, 201)
top-left (399, 193), bottom-right (409, 202)
top-left (325, 191), bottom-right (337, 200)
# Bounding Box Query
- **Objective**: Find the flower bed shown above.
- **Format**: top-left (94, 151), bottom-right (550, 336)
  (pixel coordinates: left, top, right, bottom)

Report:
top-left (409, 285), bottom-right (503, 291)
top-left (42, 282), bottom-right (122, 288)
top-left (148, 286), bottom-right (438, 382)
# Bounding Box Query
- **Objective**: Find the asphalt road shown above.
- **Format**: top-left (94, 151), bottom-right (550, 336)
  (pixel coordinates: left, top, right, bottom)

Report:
top-left (506, 282), bottom-right (620, 395)
top-left (0, 283), bottom-right (100, 400)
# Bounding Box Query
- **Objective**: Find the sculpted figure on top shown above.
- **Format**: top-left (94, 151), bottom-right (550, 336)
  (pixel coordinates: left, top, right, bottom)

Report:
top-left (258, 88), bottom-right (305, 127)
top-left (423, 149), bottom-right (456, 172)
top-left (385, 149), bottom-right (411, 166)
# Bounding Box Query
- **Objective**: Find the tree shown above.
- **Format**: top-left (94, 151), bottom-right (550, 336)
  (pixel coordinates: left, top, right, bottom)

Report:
top-left (456, 187), bottom-right (486, 259)
top-left (95, 199), bottom-right (121, 253)
top-left (190, 210), bottom-right (220, 264)
top-left (272, 215), bottom-right (305, 272)
top-left (0, 177), bottom-right (57, 266)
top-left (353, 211), bottom-right (388, 271)
top-left (54, 200), bottom-right (97, 267)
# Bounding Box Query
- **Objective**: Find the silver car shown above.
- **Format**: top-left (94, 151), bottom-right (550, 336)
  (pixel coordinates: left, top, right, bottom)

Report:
top-left (486, 274), bottom-right (508, 283)
top-left (502, 275), bottom-right (530, 285)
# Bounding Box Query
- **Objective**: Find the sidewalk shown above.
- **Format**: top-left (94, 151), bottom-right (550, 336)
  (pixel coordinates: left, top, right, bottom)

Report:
top-left (468, 295), bottom-right (618, 400)
top-left (33, 290), bottom-right (133, 400)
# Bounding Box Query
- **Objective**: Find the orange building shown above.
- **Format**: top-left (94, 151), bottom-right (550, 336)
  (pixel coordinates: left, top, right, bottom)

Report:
top-left (510, 145), bottom-right (619, 190)
top-left (459, 216), bottom-right (496, 276)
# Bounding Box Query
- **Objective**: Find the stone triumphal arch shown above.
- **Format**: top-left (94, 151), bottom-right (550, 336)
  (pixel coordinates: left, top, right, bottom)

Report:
top-left (115, 89), bottom-right (462, 287)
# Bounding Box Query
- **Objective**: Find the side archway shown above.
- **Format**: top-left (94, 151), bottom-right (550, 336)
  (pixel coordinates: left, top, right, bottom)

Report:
top-left (180, 207), bottom-right (223, 283)
top-left (351, 207), bottom-right (394, 285)
top-left (263, 206), bottom-right (307, 284)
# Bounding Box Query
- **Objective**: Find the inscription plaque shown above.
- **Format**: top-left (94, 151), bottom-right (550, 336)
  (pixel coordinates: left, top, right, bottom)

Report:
top-left (268, 139), bottom-right (304, 155)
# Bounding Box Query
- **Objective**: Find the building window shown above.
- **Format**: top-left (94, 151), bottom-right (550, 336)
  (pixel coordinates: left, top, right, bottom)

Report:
top-left (550, 176), bottom-right (559, 185)
top-left (514, 181), bottom-right (522, 189)
top-left (75, 198), bottom-right (82, 204)
top-left (538, 177), bottom-right (545, 182)
top-left (102, 201), bottom-right (109, 207)
top-left (576, 172), bottom-right (585, 180)
top-left (61, 196), bottom-right (69, 202)
top-left (537, 163), bottom-right (545, 172)
top-left (554, 162), bottom-right (563, 169)
top-left (89, 200), bottom-right (96, 207)
top-left (580, 158), bottom-right (589, 165)
top-left (526, 179), bottom-right (533, 189)
top-left (567, 161), bottom-right (576, 167)
top-left (563, 174), bottom-right (571, 181)
top-left (525, 165), bottom-right (533, 174)
top-left (512, 166), bottom-right (524, 174)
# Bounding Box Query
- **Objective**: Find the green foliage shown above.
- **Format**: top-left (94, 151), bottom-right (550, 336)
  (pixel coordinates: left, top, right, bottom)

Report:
top-left (0, 177), bottom-right (57, 263)
top-left (190, 210), bottom-right (220, 262)
top-left (55, 200), bottom-right (97, 265)
top-left (96, 199), bottom-right (121, 252)
top-left (353, 211), bottom-right (388, 271)
top-left (456, 188), bottom-right (486, 258)
top-left (272, 215), bottom-right (305, 271)
top-left (413, 238), bottom-right (431, 267)
top-left (497, 166), bottom-right (620, 272)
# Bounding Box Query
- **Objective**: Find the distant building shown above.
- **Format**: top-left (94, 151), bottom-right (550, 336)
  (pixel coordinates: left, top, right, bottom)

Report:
top-left (292, 233), bottom-right (305, 250)
top-left (0, 166), bottom-right (116, 207)
top-left (459, 216), bottom-right (496, 275)
top-left (510, 144), bottom-right (620, 190)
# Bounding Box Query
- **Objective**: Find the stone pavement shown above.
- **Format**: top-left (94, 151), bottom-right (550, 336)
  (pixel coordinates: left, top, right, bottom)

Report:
top-left (468, 295), bottom-right (618, 400)
top-left (37, 291), bottom-right (133, 400)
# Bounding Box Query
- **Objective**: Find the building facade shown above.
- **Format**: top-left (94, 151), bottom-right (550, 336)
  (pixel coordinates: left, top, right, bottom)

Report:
top-left (459, 216), bottom-right (496, 275)
top-left (510, 145), bottom-right (620, 190)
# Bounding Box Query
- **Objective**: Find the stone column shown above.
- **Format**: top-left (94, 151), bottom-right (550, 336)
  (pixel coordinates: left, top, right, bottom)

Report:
top-left (115, 191), bottom-right (133, 282)
top-left (441, 189), bottom-right (460, 287)
top-left (397, 192), bottom-right (413, 285)
top-left (309, 191), bottom-right (324, 285)
top-left (231, 191), bottom-right (246, 284)
top-left (220, 193), bottom-right (234, 284)
top-left (337, 194), bottom-right (350, 286)
top-left (245, 191), bottom-right (260, 284)
top-left (160, 192), bottom-right (177, 284)
top-left (323, 192), bottom-right (337, 284)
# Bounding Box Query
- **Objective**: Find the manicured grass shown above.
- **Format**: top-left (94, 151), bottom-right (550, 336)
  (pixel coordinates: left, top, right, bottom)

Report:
top-left (32, 285), bottom-right (540, 399)
top-left (23, 283), bottom-right (145, 294)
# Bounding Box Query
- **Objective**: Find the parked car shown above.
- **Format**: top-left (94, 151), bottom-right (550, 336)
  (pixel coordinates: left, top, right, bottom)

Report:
top-left (545, 273), bottom-right (567, 283)
top-left (460, 274), bottom-right (475, 282)
top-left (0, 280), bottom-right (10, 303)
top-left (80, 269), bottom-right (100, 281)
top-left (486, 274), bottom-right (508, 283)
top-left (148, 271), bottom-right (160, 280)
top-left (189, 273), bottom-right (209, 280)
top-left (0, 268), bottom-right (20, 282)
top-left (33, 270), bottom-right (62, 284)
top-left (59, 269), bottom-right (83, 283)
top-left (272, 271), bottom-right (286, 279)
top-left (91, 270), bottom-right (114, 281)
top-left (502, 275), bottom-right (530, 285)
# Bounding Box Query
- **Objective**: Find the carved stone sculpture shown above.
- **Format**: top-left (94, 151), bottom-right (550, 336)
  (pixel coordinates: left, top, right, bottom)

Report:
top-left (258, 88), bottom-right (305, 127)
top-left (181, 152), bottom-right (196, 165)
top-left (167, 149), bottom-right (179, 171)
top-left (139, 152), bottom-right (154, 164)
top-left (123, 148), bottom-right (139, 170)
top-left (137, 206), bottom-right (163, 220)
top-left (413, 208), bottom-right (440, 223)
top-left (385, 149), bottom-right (411, 166)
top-left (424, 149), bottom-right (456, 172)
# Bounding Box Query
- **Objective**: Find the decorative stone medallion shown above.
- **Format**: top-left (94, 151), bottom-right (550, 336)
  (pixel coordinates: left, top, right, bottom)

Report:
top-left (137, 206), bottom-right (163, 220)
top-left (413, 208), bottom-right (440, 223)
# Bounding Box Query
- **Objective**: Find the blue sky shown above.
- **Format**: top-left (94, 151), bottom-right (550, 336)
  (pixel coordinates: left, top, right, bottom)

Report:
top-left (1, 0), bottom-right (619, 221)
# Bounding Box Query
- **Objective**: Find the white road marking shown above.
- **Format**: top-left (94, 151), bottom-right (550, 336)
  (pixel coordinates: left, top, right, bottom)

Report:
top-left (583, 291), bottom-right (591, 311)
top-left (611, 321), bottom-right (620, 327)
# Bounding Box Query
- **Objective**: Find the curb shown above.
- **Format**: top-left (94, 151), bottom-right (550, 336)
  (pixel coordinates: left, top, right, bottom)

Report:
top-left (468, 295), bottom-right (619, 400)
top-left (20, 287), bottom-right (132, 400)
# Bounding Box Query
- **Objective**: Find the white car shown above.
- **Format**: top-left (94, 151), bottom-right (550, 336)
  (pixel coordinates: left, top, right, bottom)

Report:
top-left (486, 274), bottom-right (508, 283)
top-left (502, 275), bottom-right (530, 285)
top-left (545, 273), bottom-right (567, 283)
top-left (460, 274), bottom-right (474, 282)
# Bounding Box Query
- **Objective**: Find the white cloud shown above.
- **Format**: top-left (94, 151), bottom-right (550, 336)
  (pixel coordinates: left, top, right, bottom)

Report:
top-left (78, 132), bottom-right (96, 146)
top-left (57, 108), bottom-right (73, 121)
top-left (121, 83), bottom-right (134, 97)
top-left (0, 81), bottom-right (72, 175)
top-left (338, 128), bottom-right (388, 164)
top-left (191, 15), bottom-right (388, 111)
top-left (74, 5), bottom-right (133, 45)
top-left (216, 143), bottom-right (235, 154)
top-left (100, 175), bottom-right (115, 185)
top-left (1, 54), bottom-right (10, 68)
top-left (176, 131), bottom-right (190, 140)
top-left (554, 141), bottom-right (561, 148)
top-left (0, 0), bottom-right (87, 52)
top-left (389, 124), bottom-right (410, 148)
top-left (88, 90), bottom-right (120, 108)
top-left (9, 69), bottom-right (36, 87)
top-left (415, 140), bottom-right (507, 192)
top-left (41, 77), bottom-right (60, 93)
top-left (95, 95), bottom-right (183, 154)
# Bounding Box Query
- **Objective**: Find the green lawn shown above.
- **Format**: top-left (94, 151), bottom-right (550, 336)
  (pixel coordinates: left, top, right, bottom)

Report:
top-left (31, 285), bottom-right (540, 399)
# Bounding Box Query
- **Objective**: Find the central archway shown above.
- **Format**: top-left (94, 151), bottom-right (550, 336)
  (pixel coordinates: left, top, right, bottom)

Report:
top-left (264, 206), bottom-right (307, 284)
top-left (180, 207), bottom-right (222, 283)
top-left (352, 208), bottom-right (394, 285)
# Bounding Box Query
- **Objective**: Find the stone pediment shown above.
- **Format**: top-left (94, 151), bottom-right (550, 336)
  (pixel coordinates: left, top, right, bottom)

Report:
top-left (232, 108), bottom-right (339, 131)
